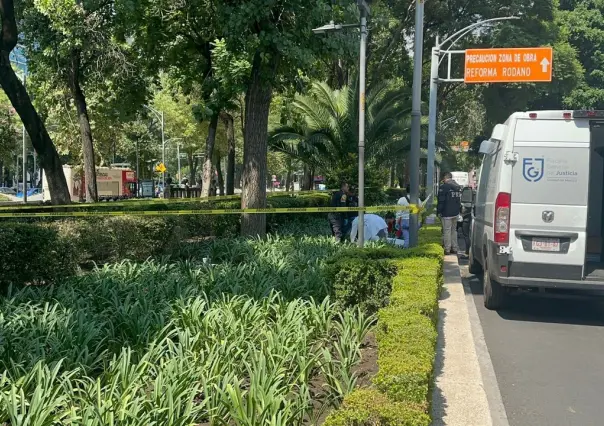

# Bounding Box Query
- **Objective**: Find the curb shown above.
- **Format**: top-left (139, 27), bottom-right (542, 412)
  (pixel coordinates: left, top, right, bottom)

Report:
top-left (460, 262), bottom-right (510, 426)
top-left (431, 255), bottom-right (509, 426)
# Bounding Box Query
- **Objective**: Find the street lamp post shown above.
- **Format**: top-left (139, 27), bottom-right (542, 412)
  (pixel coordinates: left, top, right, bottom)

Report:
top-left (163, 137), bottom-right (182, 180)
top-left (357, 0), bottom-right (369, 248)
top-left (408, 0), bottom-right (425, 248)
top-left (135, 137), bottom-right (140, 195)
top-left (425, 17), bottom-right (519, 202)
top-left (161, 111), bottom-right (165, 186)
top-left (313, 0), bottom-right (370, 247)
top-left (10, 49), bottom-right (28, 203)
top-left (144, 105), bottom-right (165, 186)
top-left (177, 143), bottom-right (181, 182)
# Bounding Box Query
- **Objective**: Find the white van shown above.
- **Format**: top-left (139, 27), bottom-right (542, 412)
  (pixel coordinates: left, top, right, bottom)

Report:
top-left (470, 110), bottom-right (604, 309)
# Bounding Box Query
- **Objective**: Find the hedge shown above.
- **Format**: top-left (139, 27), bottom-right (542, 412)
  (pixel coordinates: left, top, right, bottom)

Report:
top-left (324, 226), bottom-right (443, 426)
top-left (0, 223), bottom-right (78, 293)
top-left (0, 193), bottom-right (332, 289)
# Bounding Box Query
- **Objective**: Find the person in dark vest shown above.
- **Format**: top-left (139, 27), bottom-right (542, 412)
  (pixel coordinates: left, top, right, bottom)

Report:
top-left (343, 185), bottom-right (358, 237)
top-left (328, 181), bottom-right (349, 242)
top-left (437, 172), bottom-right (462, 254)
top-left (164, 174), bottom-right (173, 199)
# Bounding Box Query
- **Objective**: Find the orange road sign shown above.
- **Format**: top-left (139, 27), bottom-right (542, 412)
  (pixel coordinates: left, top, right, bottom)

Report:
top-left (464, 47), bottom-right (553, 84)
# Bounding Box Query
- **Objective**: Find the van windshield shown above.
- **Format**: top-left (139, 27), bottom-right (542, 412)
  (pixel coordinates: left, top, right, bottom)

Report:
top-left (512, 119), bottom-right (590, 206)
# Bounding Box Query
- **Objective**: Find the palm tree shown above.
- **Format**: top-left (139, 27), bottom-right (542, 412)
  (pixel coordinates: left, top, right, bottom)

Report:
top-left (268, 80), bottom-right (413, 186)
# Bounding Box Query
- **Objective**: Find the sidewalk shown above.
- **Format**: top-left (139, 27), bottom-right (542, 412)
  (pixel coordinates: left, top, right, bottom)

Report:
top-left (431, 254), bottom-right (506, 426)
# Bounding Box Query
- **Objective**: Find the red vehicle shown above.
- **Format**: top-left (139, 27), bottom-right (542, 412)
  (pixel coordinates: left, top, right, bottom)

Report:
top-left (43, 166), bottom-right (137, 202)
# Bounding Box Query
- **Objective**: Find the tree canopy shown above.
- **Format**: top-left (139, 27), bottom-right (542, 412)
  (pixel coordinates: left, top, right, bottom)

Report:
top-left (1, 0), bottom-right (602, 230)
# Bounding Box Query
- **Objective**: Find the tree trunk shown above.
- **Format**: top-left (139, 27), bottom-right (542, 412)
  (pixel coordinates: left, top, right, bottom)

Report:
top-left (221, 112), bottom-right (236, 195)
top-left (216, 154), bottom-right (225, 196)
top-left (241, 52), bottom-right (276, 237)
top-left (302, 164), bottom-right (313, 191)
top-left (397, 160), bottom-right (405, 188)
top-left (187, 151), bottom-right (194, 185)
top-left (69, 51), bottom-right (97, 202)
top-left (329, 59), bottom-right (347, 90)
top-left (285, 158), bottom-right (292, 192)
top-left (0, 56), bottom-right (70, 204)
top-left (201, 113), bottom-right (219, 197)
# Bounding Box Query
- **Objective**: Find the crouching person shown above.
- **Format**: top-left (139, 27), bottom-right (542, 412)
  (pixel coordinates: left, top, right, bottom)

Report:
top-left (350, 213), bottom-right (390, 243)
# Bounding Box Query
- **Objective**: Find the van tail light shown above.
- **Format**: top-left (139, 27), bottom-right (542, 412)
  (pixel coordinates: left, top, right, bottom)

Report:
top-left (494, 192), bottom-right (511, 244)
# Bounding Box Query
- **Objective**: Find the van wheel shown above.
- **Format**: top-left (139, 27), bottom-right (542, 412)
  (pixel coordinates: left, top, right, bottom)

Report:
top-left (468, 245), bottom-right (482, 275)
top-left (483, 262), bottom-right (507, 310)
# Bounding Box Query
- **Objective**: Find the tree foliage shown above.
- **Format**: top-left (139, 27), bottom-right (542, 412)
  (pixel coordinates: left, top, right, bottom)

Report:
top-left (270, 80), bottom-right (411, 176)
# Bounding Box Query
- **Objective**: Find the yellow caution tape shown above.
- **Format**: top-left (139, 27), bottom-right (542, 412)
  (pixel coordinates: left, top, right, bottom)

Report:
top-left (0, 190), bottom-right (328, 211)
top-left (0, 204), bottom-right (422, 218)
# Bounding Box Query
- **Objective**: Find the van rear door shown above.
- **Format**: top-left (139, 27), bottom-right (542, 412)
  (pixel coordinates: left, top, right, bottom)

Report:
top-left (509, 117), bottom-right (590, 280)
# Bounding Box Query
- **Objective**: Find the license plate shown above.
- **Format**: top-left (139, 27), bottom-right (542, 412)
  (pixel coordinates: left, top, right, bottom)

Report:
top-left (531, 237), bottom-right (560, 252)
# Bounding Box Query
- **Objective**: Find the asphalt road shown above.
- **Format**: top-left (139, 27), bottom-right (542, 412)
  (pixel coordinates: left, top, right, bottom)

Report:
top-left (459, 256), bottom-right (604, 426)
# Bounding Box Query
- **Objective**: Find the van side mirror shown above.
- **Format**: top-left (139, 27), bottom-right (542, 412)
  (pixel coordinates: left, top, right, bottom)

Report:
top-left (461, 187), bottom-right (474, 204)
top-left (479, 140), bottom-right (496, 155)
top-left (491, 123), bottom-right (506, 141)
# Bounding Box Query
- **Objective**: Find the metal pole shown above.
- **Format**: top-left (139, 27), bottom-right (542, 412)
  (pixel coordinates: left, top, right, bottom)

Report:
top-left (409, 0), bottom-right (424, 248)
top-left (426, 37), bottom-right (440, 203)
top-left (357, 7), bottom-right (367, 247)
top-left (177, 143), bottom-right (181, 182)
top-left (161, 111), bottom-right (165, 187)
top-left (22, 72), bottom-right (27, 203)
top-left (136, 137), bottom-right (140, 196)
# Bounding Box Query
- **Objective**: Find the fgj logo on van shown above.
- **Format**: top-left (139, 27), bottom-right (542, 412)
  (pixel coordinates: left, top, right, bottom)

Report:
top-left (522, 158), bottom-right (545, 182)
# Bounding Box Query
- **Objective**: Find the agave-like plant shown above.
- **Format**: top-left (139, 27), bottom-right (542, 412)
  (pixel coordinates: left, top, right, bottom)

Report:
top-left (0, 235), bottom-right (375, 425)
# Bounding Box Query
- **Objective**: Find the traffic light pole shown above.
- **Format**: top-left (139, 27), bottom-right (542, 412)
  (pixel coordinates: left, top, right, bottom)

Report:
top-left (425, 17), bottom-right (519, 203)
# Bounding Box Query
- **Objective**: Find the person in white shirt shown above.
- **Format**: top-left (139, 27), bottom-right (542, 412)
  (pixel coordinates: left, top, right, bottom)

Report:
top-left (396, 185), bottom-right (427, 248)
top-left (350, 214), bottom-right (389, 243)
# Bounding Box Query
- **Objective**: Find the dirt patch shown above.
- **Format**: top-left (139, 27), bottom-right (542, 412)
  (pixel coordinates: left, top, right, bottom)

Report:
top-left (353, 331), bottom-right (379, 388)
top-left (315, 331), bottom-right (380, 424)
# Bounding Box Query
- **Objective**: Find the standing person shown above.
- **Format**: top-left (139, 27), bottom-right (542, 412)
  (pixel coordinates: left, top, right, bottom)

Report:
top-left (164, 174), bottom-right (173, 199)
top-left (328, 181), bottom-right (349, 242)
top-left (460, 201), bottom-right (472, 258)
top-left (396, 185), bottom-right (424, 248)
top-left (437, 172), bottom-right (462, 255)
top-left (344, 185), bottom-right (358, 237)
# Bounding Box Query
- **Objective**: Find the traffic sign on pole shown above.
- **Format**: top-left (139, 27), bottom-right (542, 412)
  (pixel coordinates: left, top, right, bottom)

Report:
top-left (464, 47), bottom-right (553, 84)
top-left (156, 163), bottom-right (167, 173)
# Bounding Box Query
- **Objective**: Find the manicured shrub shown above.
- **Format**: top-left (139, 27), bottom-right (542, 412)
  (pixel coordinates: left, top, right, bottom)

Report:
top-left (325, 258), bottom-right (398, 315)
top-left (0, 223), bottom-right (77, 292)
top-left (324, 225), bottom-right (443, 425)
top-left (323, 388), bottom-right (430, 426)
top-left (0, 193), bottom-right (334, 269)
